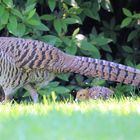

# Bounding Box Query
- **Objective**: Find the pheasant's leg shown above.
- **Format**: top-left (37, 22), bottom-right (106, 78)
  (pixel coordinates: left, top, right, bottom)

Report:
top-left (24, 85), bottom-right (38, 103)
top-left (3, 95), bottom-right (13, 103)
top-left (3, 88), bottom-right (14, 103)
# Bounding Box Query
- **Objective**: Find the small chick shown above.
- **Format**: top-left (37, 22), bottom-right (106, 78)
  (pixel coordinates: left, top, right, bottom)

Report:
top-left (75, 86), bottom-right (114, 101)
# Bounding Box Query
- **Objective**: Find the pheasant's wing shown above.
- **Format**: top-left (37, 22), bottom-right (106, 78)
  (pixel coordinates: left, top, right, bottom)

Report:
top-left (0, 37), bottom-right (65, 71)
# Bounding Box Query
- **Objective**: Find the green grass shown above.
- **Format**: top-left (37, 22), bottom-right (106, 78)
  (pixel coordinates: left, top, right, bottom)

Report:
top-left (0, 98), bottom-right (140, 140)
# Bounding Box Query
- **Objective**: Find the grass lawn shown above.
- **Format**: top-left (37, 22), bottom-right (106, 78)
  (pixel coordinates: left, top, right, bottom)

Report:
top-left (0, 98), bottom-right (140, 140)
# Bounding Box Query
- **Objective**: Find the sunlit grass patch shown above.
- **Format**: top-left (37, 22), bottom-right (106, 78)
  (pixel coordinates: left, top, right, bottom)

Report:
top-left (1, 98), bottom-right (140, 115)
top-left (0, 98), bottom-right (140, 140)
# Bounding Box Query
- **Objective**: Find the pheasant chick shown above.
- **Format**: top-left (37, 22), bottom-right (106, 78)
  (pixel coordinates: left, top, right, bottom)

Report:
top-left (75, 86), bottom-right (114, 101)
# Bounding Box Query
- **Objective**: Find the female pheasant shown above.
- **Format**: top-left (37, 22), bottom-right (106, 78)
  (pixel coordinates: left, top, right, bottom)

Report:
top-left (0, 37), bottom-right (140, 102)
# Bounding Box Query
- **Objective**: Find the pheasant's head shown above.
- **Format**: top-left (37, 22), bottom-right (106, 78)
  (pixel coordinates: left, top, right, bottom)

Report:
top-left (75, 89), bottom-right (89, 101)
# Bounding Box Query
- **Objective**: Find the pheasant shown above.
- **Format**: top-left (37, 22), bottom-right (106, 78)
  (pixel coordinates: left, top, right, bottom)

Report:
top-left (0, 37), bottom-right (140, 102)
top-left (75, 86), bottom-right (114, 101)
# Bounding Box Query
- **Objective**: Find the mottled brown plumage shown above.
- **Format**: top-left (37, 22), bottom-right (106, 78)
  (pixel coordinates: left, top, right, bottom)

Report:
top-left (75, 86), bottom-right (114, 101)
top-left (0, 37), bottom-right (140, 102)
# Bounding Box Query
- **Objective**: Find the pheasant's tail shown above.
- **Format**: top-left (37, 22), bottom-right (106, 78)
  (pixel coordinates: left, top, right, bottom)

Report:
top-left (58, 55), bottom-right (140, 87)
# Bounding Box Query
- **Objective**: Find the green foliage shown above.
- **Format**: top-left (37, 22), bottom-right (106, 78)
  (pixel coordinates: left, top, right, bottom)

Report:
top-left (0, 0), bottom-right (140, 101)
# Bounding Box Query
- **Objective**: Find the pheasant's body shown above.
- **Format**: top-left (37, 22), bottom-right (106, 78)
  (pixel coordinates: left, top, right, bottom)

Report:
top-left (0, 37), bottom-right (140, 102)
